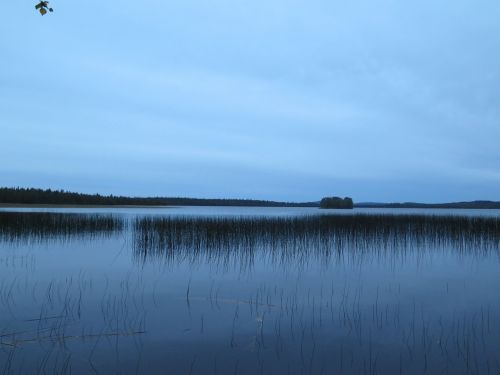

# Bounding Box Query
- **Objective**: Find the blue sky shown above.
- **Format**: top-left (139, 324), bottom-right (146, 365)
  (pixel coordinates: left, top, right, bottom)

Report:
top-left (1, 0), bottom-right (499, 202)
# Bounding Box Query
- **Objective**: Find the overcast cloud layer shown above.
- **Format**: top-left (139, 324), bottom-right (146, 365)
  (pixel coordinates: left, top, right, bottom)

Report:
top-left (1, 0), bottom-right (499, 202)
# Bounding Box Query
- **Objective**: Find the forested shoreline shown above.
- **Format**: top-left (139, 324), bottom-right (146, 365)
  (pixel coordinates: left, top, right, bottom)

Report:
top-left (356, 201), bottom-right (500, 209)
top-left (0, 187), bottom-right (318, 207)
top-left (2, 187), bottom-right (498, 209)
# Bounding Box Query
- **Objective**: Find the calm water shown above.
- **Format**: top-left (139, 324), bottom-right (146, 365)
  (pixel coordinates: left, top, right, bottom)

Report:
top-left (1, 207), bottom-right (500, 374)
top-left (3, 206), bottom-right (500, 217)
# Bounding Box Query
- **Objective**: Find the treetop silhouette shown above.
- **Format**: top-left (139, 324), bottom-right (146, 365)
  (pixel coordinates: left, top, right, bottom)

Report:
top-left (35, 1), bottom-right (53, 15)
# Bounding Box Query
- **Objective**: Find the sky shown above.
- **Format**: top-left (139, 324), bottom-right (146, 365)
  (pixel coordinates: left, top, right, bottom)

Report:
top-left (1, 0), bottom-right (499, 202)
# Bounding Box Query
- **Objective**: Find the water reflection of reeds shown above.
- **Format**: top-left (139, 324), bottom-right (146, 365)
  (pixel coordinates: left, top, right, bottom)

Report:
top-left (0, 212), bottom-right (124, 244)
top-left (133, 215), bottom-right (500, 266)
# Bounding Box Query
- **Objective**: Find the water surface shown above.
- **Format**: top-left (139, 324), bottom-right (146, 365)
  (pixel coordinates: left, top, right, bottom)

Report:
top-left (1, 207), bottom-right (499, 374)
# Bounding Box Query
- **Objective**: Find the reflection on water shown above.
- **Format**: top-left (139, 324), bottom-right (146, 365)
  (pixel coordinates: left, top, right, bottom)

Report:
top-left (1, 209), bottom-right (500, 374)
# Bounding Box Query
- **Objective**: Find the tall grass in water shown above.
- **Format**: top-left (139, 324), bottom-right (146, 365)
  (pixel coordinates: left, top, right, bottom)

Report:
top-left (0, 212), bottom-right (124, 244)
top-left (133, 214), bottom-right (500, 265)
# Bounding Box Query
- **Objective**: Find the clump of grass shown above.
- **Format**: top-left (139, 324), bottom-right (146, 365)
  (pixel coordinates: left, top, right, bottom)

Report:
top-left (0, 212), bottom-right (124, 244)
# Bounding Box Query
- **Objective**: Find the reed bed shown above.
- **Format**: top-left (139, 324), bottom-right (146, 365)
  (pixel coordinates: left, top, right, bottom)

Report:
top-left (133, 214), bottom-right (500, 265)
top-left (0, 212), bottom-right (124, 244)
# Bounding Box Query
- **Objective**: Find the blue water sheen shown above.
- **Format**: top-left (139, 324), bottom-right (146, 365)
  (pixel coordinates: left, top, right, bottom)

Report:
top-left (0, 208), bottom-right (499, 374)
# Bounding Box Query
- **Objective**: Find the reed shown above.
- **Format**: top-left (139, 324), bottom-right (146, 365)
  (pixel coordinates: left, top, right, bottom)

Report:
top-left (133, 214), bottom-right (500, 265)
top-left (0, 212), bottom-right (124, 244)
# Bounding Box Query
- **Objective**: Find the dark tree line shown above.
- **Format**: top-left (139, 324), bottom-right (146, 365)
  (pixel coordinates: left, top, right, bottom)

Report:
top-left (356, 201), bottom-right (500, 209)
top-left (0, 187), bottom-right (319, 207)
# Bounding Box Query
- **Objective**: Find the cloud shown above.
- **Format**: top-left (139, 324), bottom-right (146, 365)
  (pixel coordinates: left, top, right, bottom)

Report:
top-left (1, 0), bottom-right (499, 201)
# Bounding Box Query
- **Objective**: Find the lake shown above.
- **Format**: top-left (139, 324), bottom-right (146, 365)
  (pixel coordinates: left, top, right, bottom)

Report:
top-left (1, 207), bottom-right (500, 374)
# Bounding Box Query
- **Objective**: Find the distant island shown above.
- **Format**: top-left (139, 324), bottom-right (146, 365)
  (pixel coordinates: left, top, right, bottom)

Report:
top-left (319, 196), bottom-right (354, 209)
